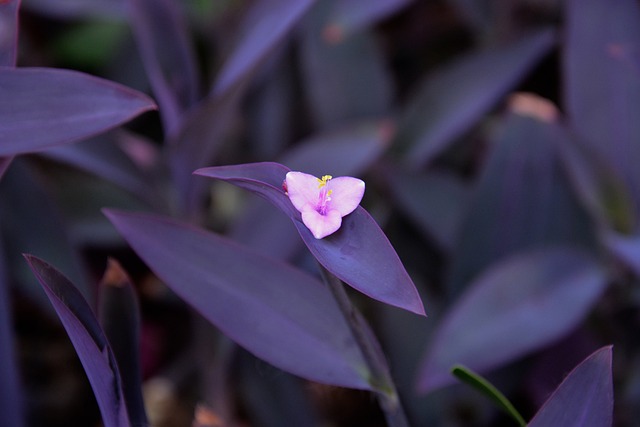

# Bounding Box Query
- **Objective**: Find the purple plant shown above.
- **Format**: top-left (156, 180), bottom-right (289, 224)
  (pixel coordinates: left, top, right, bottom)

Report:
top-left (1, 0), bottom-right (638, 425)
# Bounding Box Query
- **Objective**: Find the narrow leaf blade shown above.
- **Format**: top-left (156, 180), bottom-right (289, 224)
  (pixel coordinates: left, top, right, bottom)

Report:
top-left (451, 365), bottom-right (526, 427)
top-left (528, 346), bottom-right (613, 427)
top-left (0, 67), bottom-right (156, 156)
top-left (212, 0), bottom-right (314, 96)
top-left (25, 255), bottom-right (130, 427)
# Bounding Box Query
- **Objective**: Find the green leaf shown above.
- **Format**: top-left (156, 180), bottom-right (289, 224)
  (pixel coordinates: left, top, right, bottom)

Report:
top-left (451, 364), bottom-right (526, 427)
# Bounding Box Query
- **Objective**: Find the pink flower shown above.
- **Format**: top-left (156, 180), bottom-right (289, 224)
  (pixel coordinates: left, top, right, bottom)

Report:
top-left (285, 171), bottom-right (365, 239)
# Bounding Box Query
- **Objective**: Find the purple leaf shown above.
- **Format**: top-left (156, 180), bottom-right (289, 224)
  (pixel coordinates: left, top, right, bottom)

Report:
top-left (564, 0), bottom-right (640, 217)
top-left (447, 111), bottom-right (595, 295)
top-left (417, 247), bottom-right (608, 393)
top-left (0, 0), bottom-right (20, 66)
top-left (25, 255), bottom-right (130, 427)
top-left (528, 346), bottom-right (613, 427)
top-left (194, 162), bottom-right (425, 315)
top-left (128, 0), bottom-right (200, 136)
top-left (0, 67), bottom-right (156, 156)
top-left (212, 0), bottom-right (314, 96)
top-left (398, 28), bottom-right (555, 168)
top-left (104, 209), bottom-right (371, 389)
top-left (0, 243), bottom-right (24, 427)
top-left (298, 3), bottom-right (393, 129)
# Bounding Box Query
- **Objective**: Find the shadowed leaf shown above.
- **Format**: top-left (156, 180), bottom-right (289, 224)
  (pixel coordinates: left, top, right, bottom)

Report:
top-left (212, 0), bottom-right (314, 96)
top-left (398, 29), bottom-right (554, 167)
top-left (564, 0), bottom-right (640, 220)
top-left (98, 259), bottom-right (147, 427)
top-left (417, 247), bottom-right (608, 393)
top-left (0, 0), bottom-right (20, 66)
top-left (128, 0), bottom-right (200, 136)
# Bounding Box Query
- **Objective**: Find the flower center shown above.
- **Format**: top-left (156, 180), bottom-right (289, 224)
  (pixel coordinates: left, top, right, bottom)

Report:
top-left (316, 175), bottom-right (333, 215)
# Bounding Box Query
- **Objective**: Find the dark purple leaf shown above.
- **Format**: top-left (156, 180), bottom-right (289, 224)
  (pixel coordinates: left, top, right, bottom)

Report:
top-left (232, 121), bottom-right (392, 259)
top-left (168, 85), bottom-right (241, 214)
top-left (98, 259), bottom-right (147, 427)
top-left (564, 0), bottom-right (640, 218)
top-left (21, 0), bottom-right (125, 19)
top-left (325, 0), bottom-right (413, 35)
top-left (384, 166), bottom-right (470, 252)
top-left (0, 156), bottom-right (11, 180)
top-left (528, 346), bottom-right (613, 427)
top-left (0, 0), bottom-right (20, 66)
top-left (104, 210), bottom-right (371, 389)
top-left (25, 255), bottom-right (130, 427)
top-left (194, 162), bottom-right (425, 315)
top-left (398, 29), bottom-right (555, 168)
top-left (556, 130), bottom-right (635, 234)
top-left (0, 159), bottom-right (92, 305)
top-left (417, 247), bottom-right (608, 393)
top-left (447, 111), bottom-right (596, 295)
top-left (128, 0), bottom-right (200, 136)
top-left (298, 2), bottom-right (393, 129)
top-left (212, 0), bottom-right (314, 96)
top-left (0, 241), bottom-right (24, 427)
top-left (0, 67), bottom-right (156, 156)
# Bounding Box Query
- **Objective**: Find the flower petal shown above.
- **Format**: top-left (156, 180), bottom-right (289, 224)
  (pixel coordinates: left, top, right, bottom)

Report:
top-left (302, 209), bottom-right (342, 239)
top-left (327, 177), bottom-right (365, 217)
top-left (285, 171), bottom-right (320, 212)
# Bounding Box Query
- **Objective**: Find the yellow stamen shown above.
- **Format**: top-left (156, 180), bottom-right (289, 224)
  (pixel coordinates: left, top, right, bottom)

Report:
top-left (317, 175), bottom-right (332, 188)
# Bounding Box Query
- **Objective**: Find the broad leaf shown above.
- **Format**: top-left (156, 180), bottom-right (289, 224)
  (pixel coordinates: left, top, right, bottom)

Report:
top-left (195, 162), bottom-right (425, 315)
top-left (128, 0), bottom-right (200, 136)
top-left (528, 346), bottom-right (613, 427)
top-left (212, 0), bottom-right (314, 96)
top-left (397, 28), bottom-right (554, 167)
top-left (25, 255), bottom-right (130, 427)
top-left (564, 0), bottom-right (640, 220)
top-left (104, 210), bottom-right (371, 389)
top-left (0, 67), bottom-right (156, 156)
top-left (417, 247), bottom-right (608, 392)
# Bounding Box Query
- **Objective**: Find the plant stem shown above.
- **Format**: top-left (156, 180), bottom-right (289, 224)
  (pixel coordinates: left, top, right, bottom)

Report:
top-left (319, 266), bottom-right (411, 427)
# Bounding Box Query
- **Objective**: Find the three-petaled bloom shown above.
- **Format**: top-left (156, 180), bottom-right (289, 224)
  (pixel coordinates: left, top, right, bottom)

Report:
top-left (285, 171), bottom-right (365, 239)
